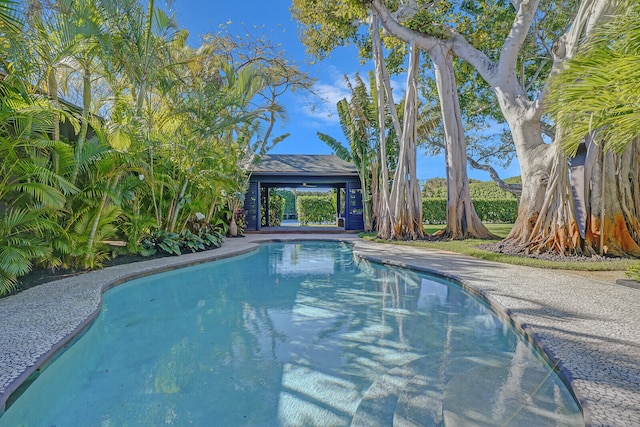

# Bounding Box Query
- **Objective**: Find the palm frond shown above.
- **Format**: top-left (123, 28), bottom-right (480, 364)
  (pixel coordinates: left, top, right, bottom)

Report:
top-left (0, 208), bottom-right (53, 296)
top-left (317, 131), bottom-right (352, 162)
top-left (548, 2), bottom-right (640, 154)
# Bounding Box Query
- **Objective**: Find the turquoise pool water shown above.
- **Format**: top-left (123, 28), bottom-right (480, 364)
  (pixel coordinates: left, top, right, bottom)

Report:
top-left (1, 241), bottom-right (582, 426)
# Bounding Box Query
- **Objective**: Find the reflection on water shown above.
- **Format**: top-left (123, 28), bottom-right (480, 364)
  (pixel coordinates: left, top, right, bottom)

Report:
top-left (1, 242), bottom-right (582, 427)
top-left (269, 243), bottom-right (336, 276)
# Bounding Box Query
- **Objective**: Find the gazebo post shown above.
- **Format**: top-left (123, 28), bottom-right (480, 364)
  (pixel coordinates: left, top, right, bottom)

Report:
top-left (336, 186), bottom-right (342, 226)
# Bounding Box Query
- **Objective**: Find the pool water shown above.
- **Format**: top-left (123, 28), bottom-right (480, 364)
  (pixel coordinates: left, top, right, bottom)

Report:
top-left (1, 241), bottom-right (582, 426)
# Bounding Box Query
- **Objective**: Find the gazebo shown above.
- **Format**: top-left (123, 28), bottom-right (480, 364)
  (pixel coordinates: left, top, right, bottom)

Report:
top-left (243, 154), bottom-right (364, 231)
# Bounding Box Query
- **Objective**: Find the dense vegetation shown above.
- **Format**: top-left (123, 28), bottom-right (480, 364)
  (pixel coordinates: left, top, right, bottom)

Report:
top-left (0, 0), bottom-right (311, 296)
top-left (261, 191), bottom-right (285, 226)
top-left (296, 194), bottom-right (337, 225)
top-left (421, 177), bottom-right (519, 200)
top-left (275, 190), bottom-right (297, 219)
top-left (422, 198), bottom-right (517, 224)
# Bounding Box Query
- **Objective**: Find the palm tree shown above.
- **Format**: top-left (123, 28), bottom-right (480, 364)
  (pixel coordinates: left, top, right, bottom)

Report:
top-left (27, 0), bottom-right (110, 183)
top-left (0, 0), bottom-right (21, 47)
top-left (0, 76), bottom-right (78, 295)
top-left (317, 73), bottom-right (378, 231)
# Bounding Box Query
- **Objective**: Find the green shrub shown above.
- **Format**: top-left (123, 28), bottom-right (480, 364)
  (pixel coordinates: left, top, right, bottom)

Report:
top-left (422, 198), bottom-right (447, 224)
top-left (297, 194), bottom-right (336, 225)
top-left (186, 215), bottom-right (225, 249)
top-left (472, 199), bottom-right (519, 223)
top-left (275, 190), bottom-right (296, 219)
top-left (422, 198), bottom-right (518, 224)
top-left (627, 262), bottom-right (640, 282)
top-left (179, 230), bottom-right (205, 253)
top-left (469, 182), bottom-right (517, 200)
top-left (140, 225), bottom-right (224, 256)
top-left (269, 194), bottom-right (285, 226)
top-left (422, 177), bottom-right (518, 200)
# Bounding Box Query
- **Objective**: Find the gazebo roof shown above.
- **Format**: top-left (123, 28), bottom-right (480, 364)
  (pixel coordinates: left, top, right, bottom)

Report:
top-left (252, 154), bottom-right (358, 177)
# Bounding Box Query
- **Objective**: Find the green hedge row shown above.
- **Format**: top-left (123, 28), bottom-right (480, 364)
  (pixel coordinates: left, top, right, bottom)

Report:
top-left (269, 194), bottom-right (285, 226)
top-left (275, 190), bottom-right (296, 218)
top-left (296, 195), bottom-right (336, 225)
top-left (422, 198), bottom-right (518, 224)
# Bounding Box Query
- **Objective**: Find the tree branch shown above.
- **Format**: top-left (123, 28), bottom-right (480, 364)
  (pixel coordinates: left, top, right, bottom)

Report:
top-left (498, 0), bottom-right (542, 76)
top-left (540, 0), bottom-right (621, 105)
top-left (428, 138), bottom-right (522, 197)
top-left (467, 156), bottom-right (522, 197)
top-left (370, 0), bottom-right (499, 87)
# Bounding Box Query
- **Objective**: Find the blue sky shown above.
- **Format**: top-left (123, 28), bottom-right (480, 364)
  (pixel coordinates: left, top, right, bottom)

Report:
top-left (173, 0), bottom-right (520, 182)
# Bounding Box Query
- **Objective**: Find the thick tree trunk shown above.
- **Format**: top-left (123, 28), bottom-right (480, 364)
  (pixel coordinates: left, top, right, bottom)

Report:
top-left (371, 17), bottom-right (393, 239)
top-left (372, 30), bottom-right (425, 240)
top-left (430, 43), bottom-right (494, 240)
top-left (523, 145), bottom-right (582, 255)
top-left (507, 0), bottom-right (625, 256)
top-left (583, 140), bottom-right (640, 256)
top-left (388, 41), bottom-right (424, 240)
top-left (497, 104), bottom-right (582, 255)
top-left (481, 0), bottom-right (625, 256)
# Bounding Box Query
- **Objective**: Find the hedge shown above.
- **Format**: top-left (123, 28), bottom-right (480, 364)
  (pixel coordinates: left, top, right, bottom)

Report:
top-left (296, 195), bottom-right (336, 225)
top-left (472, 199), bottom-right (518, 223)
top-left (269, 194), bottom-right (285, 226)
top-left (275, 189), bottom-right (296, 219)
top-left (422, 198), bottom-right (518, 224)
top-left (422, 198), bottom-right (448, 224)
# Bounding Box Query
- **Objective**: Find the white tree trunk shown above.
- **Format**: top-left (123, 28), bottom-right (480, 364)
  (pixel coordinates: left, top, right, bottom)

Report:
top-left (388, 41), bottom-right (424, 240)
top-left (371, 15), bottom-right (394, 239)
top-left (429, 43), bottom-right (493, 239)
top-left (583, 140), bottom-right (640, 256)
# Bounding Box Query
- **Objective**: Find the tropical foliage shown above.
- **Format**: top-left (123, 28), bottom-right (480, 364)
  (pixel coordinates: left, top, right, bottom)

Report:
top-left (547, 3), bottom-right (640, 155)
top-left (0, 0), bottom-right (311, 296)
top-left (317, 73), bottom-right (386, 232)
top-left (260, 190), bottom-right (285, 226)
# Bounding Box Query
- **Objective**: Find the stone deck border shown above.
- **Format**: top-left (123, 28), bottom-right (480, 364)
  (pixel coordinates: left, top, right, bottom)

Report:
top-left (1, 234), bottom-right (639, 426)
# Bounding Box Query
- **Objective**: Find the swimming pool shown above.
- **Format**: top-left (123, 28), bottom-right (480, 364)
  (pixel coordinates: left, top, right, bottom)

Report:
top-left (0, 241), bottom-right (582, 426)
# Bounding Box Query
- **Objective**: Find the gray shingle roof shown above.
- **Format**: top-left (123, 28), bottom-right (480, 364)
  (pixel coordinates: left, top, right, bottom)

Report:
top-left (252, 154), bottom-right (358, 176)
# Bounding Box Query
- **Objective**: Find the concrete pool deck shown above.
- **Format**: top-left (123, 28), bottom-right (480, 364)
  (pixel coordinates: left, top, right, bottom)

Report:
top-left (1, 233), bottom-right (638, 426)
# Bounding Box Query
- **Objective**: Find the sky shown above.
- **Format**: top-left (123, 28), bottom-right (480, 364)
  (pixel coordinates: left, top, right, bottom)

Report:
top-left (173, 0), bottom-right (521, 182)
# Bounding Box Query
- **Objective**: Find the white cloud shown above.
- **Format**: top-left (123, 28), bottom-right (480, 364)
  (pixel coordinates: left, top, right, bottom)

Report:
top-left (294, 65), bottom-right (409, 127)
top-left (296, 68), bottom-right (352, 125)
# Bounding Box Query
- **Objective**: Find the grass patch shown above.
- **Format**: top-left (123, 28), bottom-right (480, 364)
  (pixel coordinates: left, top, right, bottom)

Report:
top-left (360, 223), bottom-right (634, 272)
top-left (423, 223), bottom-right (513, 238)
